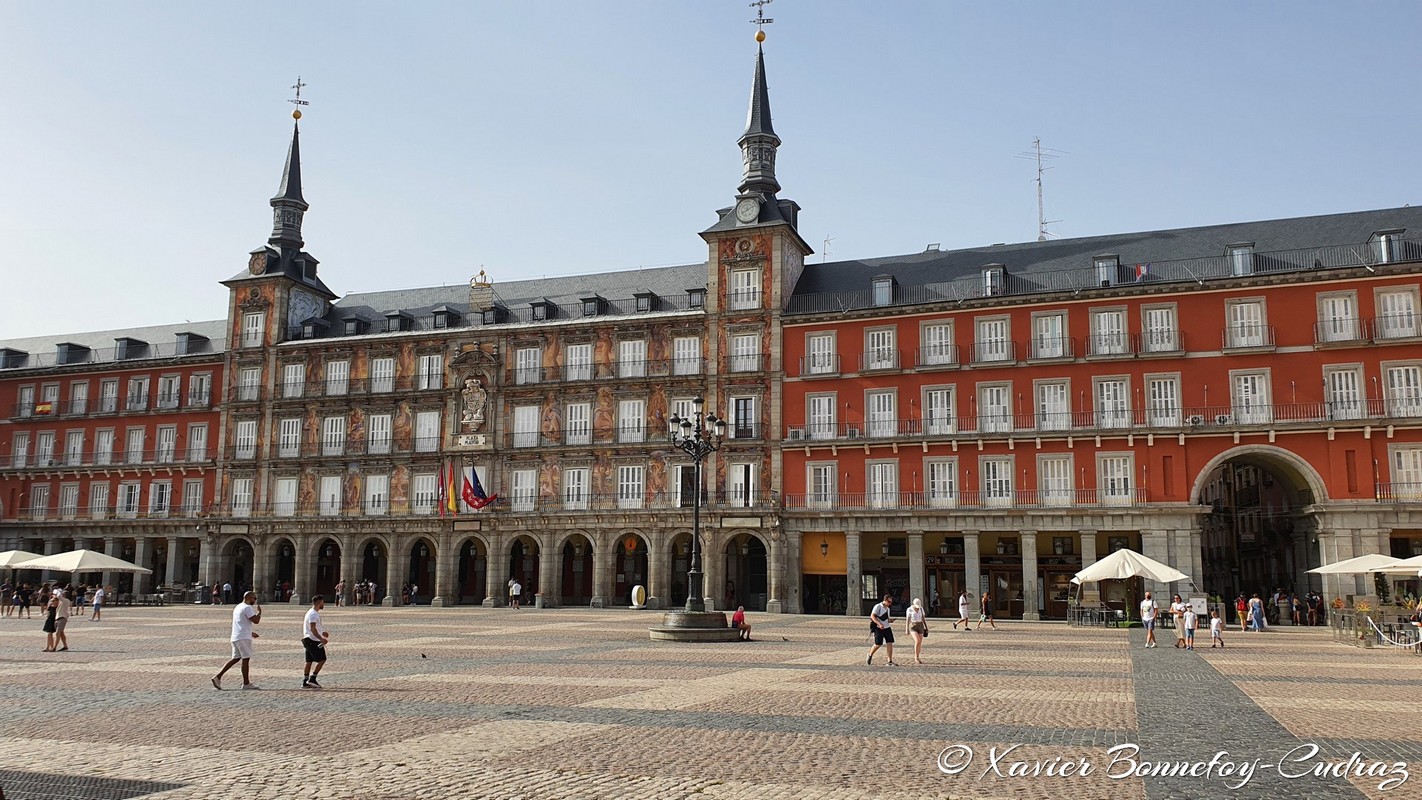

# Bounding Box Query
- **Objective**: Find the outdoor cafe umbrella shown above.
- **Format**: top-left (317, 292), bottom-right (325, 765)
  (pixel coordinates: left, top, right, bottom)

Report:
top-left (21, 548), bottom-right (151, 575)
top-left (1306, 553), bottom-right (1401, 575)
top-left (0, 549), bottom-right (42, 569)
top-left (1378, 554), bottom-right (1422, 577)
top-left (1071, 548), bottom-right (1191, 585)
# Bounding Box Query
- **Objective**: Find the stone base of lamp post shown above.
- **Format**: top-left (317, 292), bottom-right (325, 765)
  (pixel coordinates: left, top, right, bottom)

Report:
top-left (649, 610), bottom-right (740, 642)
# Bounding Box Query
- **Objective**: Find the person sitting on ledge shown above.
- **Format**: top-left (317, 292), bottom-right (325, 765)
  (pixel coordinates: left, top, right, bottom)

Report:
top-left (731, 606), bottom-right (751, 641)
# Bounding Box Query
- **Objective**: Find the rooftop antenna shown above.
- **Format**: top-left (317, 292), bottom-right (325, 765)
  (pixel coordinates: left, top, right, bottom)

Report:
top-left (1016, 137), bottom-right (1065, 241)
top-left (822, 235), bottom-right (834, 263)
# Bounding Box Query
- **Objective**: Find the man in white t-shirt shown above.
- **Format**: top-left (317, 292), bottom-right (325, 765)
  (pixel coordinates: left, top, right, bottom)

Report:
top-left (1139, 591), bottom-right (1159, 649)
top-left (90, 585), bottom-right (106, 621)
top-left (212, 591), bottom-right (262, 690)
top-left (511, 580), bottom-right (522, 610)
top-left (952, 590), bottom-right (973, 631)
top-left (302, 595), bottom-right (330, 689)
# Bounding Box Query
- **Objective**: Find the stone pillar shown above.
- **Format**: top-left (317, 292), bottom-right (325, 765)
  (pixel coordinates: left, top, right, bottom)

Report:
top-left (1188, 528), bottom-right (1205, 592)
top-left (1021, 530), bottom-right (1039, 621)
top-left (907, 531), bottom-right (925, 608)
top-left (1141, 529), bottom-right (1171, 599)
top-left (339, 536), bottom-right (360, 606)
top-left (590, 534), bottom-right (608, 608)
top-left (290, 538), bottom-right (310, 604)
top-left (765, 530), bottom-right (783, 614)
top-left (700, 532), bottom-right (721, 611)
top-left (133, 537), bottom-right (153, 594)
top-left (166, 536), bottom-right (181, 589)
top-left (1170, 529), bottom-right (1198, 593)
top-left (539, 537), bottom-right (559, 607)
top-left (431, 532), bottom-right (453, 607)
top-left (484, 535), bottom-right (507, 607)
top-left (382, 538), bottom-right (402, 606)
top-left (102, 536), bottom-right (118, 592)
top-left (1079, 530), bottom-right (1099, 604)
top-left (963, 530), bottom-right (981, 612)
top-left (199, 536), bottom-right (217, 591)
top-left (252, 542), bottom-right (272, 603)
top-left (844, 531), bottom-right (861, 618)
top-left (646, 537), bottom-right (664, 610)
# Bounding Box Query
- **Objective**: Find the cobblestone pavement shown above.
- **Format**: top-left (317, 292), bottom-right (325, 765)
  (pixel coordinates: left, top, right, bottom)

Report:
top-left (0, 606), bottom-right (1417, 799)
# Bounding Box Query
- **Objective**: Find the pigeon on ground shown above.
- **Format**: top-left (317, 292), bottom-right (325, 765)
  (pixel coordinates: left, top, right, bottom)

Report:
top-left (421, 653), bottom-right (427, 658)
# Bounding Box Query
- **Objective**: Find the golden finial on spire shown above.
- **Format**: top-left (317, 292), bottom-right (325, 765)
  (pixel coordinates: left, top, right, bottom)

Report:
top-left (750, 0), bottom-right (773, 41)
top-left (288, 76), bottom-right (309, 119)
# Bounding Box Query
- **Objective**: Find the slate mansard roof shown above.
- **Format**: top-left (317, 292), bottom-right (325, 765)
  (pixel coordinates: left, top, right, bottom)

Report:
top-left (787, 206), bottom-right (1422, 315)
top-left (0, 320), bottom-right (227, 372)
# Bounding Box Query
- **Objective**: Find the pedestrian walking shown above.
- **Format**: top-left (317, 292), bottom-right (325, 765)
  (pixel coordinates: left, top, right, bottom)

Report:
top-left (41, 593), bottom-right (59, 652)
top-left (1235, 595), bottom-right (1248, 632)
top-left (1170, 595), bottom-right (1187, 649)
top-left (905, 598), bottom-right (928, 664)
top-left (53, 589), bottom-right (71, 651)
top-left (1139, 591), bottom-right (1159, 648)
top-left (1, 581), bottom-right (11, 617)
top-left (15, 584), bottom-right (31, 619)
top-left (222, 581), bottom-right (233, 604)
top-left (212, 591), bottom-right (262, 690)
top-left (511, 579), bottom-right (522, 610)
top-left (867, 593), bottom-right (897, 666)
top-left (978, 590), bottom-right (998, 630)
top-left (952, 589), bottom-right (972, 630)
top-left (1183, 604), bottom-right (1198, 651)
top-left (507, 578), bottom-right (515, 606)
top-left (334, 579), bottom-right (345, 607)
top-left (1209, 610), bottom-right (1225, 648)
top-left (1248, 593), bottom-right (1265, 631)
top-left (302, 595), bottom-right (329, 689)
top-left (90, 585), bottom-right (105, 621)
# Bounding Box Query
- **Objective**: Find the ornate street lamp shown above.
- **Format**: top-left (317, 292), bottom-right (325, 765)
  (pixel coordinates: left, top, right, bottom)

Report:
top-left (668, 395), bottom-right (725, 613)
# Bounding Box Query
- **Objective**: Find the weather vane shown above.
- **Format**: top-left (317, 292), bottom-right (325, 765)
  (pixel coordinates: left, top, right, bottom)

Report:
top-left (289, 77), bottom-right (309, 107)
top-left (750, 0), bottom-right (774, 39)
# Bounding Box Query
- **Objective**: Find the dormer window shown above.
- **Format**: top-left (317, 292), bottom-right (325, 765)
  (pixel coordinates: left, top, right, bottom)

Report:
top-left (982, 265), bottom-right (1006, 297)
top-left (687, 289), bottom-right (706, 310)
top-left (530, 299), bottom-right (553, 321)
top-left (0, 348), bottom-right (28, 369)
top-left (480, 305), bottom-right (505, 325)
top-left (384, 312), bottom-right (413, 333)
top-left (56, 343), bottom-right (91, 365)
top-left (871, 276), bottom-right (895, 307)
top-left (301, 318), bottom-right (329, 341)
top-left (634, 290), bottom-right (657, 313)
top-left (114, 338), bottom-right (147, 360)
top-left (1372, 230), bottom-right (1406, 264)
top-left (581, 294), bottom-right (604, 317)
top-left (1227, 243), bottom-right (1254, 277)
top-left (1094, 255), bottom-right (1120, 288)
top-left (342, 316), bottom-right (368, 336)
top-left (431, 306), bottom-right (461, 329)
top-left (175, 332), bottom-right (209, 355)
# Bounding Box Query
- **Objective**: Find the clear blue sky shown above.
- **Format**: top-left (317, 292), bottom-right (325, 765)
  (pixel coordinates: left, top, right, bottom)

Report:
top-left (2, 1), bottom-right (1419, 339)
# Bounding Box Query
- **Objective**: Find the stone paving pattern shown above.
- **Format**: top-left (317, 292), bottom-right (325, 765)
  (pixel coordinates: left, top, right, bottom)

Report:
top-left (0, 606), bottom-right (1417, 799)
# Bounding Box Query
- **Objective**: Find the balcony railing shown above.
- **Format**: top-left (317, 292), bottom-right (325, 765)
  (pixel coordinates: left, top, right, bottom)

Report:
top-left (508, 358), bottom-right (709, 386)
top-left (1222, 325), bottom-right (1276, 350)
top-left (915, 344), bottom-right (960, 368)
top-left (0, 337), bottom-right (226, 371)
top-left (1086, 334), bottom-right (1134, 358)
top-left (20, 503), bottom-right (207, 522)
top-left (213, 490), bottom-right (778, 519)
top-left (971, 341), bottom-right (1016, 364)
top-left (798, 354), bottom-right (842, 377)
top-left (1313, 319), bottom-right (1367, 345)
top-left (859, 350), bottom-right (901, 371)
top-left (1138, 330), bottom-right (1185, 354)
top-left (1028, 337), bottom-right (1074, 360)
top-left (728, 353), bottom-right (765, 373)
top-left (0, 448), bottom-right (212, 470)
top-left (783, 488), bottom-right (1148, 511)
top-left (1377, 484), bottom-right (1422, 502)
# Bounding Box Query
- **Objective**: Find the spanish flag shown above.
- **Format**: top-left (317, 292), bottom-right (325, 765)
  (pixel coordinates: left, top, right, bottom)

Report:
top-left (34, 402), bottom-right (53, 415)
top-left (446, 461), bottom-right (459, 515)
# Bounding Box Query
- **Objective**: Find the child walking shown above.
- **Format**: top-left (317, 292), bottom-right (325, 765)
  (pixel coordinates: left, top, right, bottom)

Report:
top-left (1209, 609), bottom-right (1225, 648)
top-left (1183, 605), bottom-right (1198, 651)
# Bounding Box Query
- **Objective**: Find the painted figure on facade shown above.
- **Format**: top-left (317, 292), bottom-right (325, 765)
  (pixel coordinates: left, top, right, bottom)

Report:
top-left (343, 469), bottom-right (361, 514)
top-left (648, 384), bottom-right (668, 432)
top-left (298, 468), bottom-right (316, 514)
top-left (393, 401), bottom-right (413, 451)
top-left (593, 386), bottom-right (615, 443)
top-left (348, 407), bottom-right (365, 447)
top-left (541, 332), bottom-right (561, 373)
top-left (594, 329), bottom-right (614, 378)
top-left (541, 396), bottom-right (562, 442)
top-left (648, 450), bottom-right (669, 503)
top-left (390, 465), bottom-right (410, 514)
top-left (397, 343), bottom-right (415, 390)
top-left (648, 324), bottom-right (669, 366)
top-left (538, 459), bottom-right (559, 504)
top-left (461, 378), bottom-right (488, 432)
top-left (303, 405), bottom-right (320, 453)
top-left (593, 453), bottom-right (613, 498)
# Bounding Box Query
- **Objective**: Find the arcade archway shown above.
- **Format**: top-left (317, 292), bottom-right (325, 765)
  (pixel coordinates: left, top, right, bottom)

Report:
top-left (509, 536), bottom-right (540, 602)
top-left (457, 537), bottom-right (488, 605)
top-left (723, 533), bottom-right (768, 611)
top-left (560, 534), bottom-right (594, 606)
top-left (612, 533), bottom-right (648, 606)
top-left (313, 538), bottom-right (340, 599)
top-left (406, 538), bottom-right (436, 603)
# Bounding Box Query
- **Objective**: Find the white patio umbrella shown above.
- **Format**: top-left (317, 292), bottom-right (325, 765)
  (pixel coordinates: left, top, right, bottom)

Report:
top-left (0, 549), bottom-right (42, 569)
top-left (1375, 554), bottom-right (1422, 575)
top-left (1071, 548), bottom-right (1190, 585)
top-left (22, 549), bottom-right (151, 575)
top-left (1307, 553), bottom-right (1401, 574)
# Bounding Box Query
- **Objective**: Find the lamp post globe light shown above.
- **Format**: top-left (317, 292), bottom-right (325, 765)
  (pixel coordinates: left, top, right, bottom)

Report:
top-left (667, 396), bottom-right (725, 613)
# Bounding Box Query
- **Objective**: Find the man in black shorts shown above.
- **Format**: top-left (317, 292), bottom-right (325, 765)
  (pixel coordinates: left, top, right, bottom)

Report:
top-left (867, 593), bottom-right (898, 666)
top-left (302, 595), bottom-right (329, 688)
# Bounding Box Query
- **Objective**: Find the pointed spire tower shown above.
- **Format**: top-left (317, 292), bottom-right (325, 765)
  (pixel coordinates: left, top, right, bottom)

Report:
top-left (268, 119), bottom-right (309, 251)
top-left (738, 43), bottom-right (781, 198)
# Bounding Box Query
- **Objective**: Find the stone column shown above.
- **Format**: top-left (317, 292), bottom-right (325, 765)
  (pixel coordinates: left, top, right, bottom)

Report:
top-left (166, 536), bottom-right (181, 589)
top-left (590, 534), bottom-right (608, 608)
top-left (484, 534), bottom-right (507, 607)
top-left (252, 541), bottom-right (272, 603)
top-left (1188, 527), bottom-right (1205, 592)
top-left (646, 537), bottom-right (664, 610)
top-left (1079, 530), bottom-right (1099, 604)
top-left (907, 531), bottom-right (925, 608)
top-left (1170, 529), bottom-right (1197, 593)
top-left (765, 530), bottom-right (783, 614)
top-left (133, 537), bottom-right (153, 594)
top-left (431, 532), bottom-right (453, 607)
top-left (199, 536), bottom-right (217, 591)
top-left (963, 530), bottom-right (981, 609)
top-left (844, 531), bottom-right (861, 618)
top-left (382, 538), bottom-right (402, 606)
top-left (1021, 530), bottom-right (1040, 621)
top-left (291, 537), bottom-right (310, 604)
top-left (102, 536), bottom-right (118, 592)
top-left (1141, 529), bottom-right (1171, 599)
top-left (339, 536), bottom-right (360, 606)
top-left (700, 532), bottom-right (721, 612)
top-left (539, 537), bottom-right (559, 607)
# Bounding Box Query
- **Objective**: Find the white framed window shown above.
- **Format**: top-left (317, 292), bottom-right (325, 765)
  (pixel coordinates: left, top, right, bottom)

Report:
top-left (920, 323), bottom-right (954, 366)
top-left (565, 343), bottom-right (593, 381)
top-left (977, 383), bottom-right (1011, 433)
top-left (617, 465), bottom-right (645, 509)
top-left (517, 343), bottom-right (543, 383)
top-left (370, 357), bottom-right (395, 393)
top-left (1231, 370), bottom-right (1273, 424)
top-left (566, 402), bottom-right (591, 445)
top-left (89, 483), bottom-right (110, 519)
top-left (365, 473), bottom-right (389, 516)
top-left (99, 379), bottom-right (118, 413)
top-left (729, 268), bottom-right (761, 310)
top-left (117, 482), bottom-right (140, 519)
top-left (1228, 244), bottom-right (1254, 277)
top-left (413, 473), bottom-right (439, 515)
top-left (155, 425), bottom-right (176, 463)
top-left (618, 340), bottom-right (647, 378)
top-left (673, 464), bottom-right (698, 508)
top-left (93, 429), bottom-right (113, 466)
top-left (124, 428), bottom-right (144, 464)
top-left (808, 464), bottom-right (836, 510)
top-left (1372, 232), bottom-right (1405, 264)
top-left (1386, 363), bottom-right (1422, 417)
top-left (282, 363), bottom-right (305, 398)
top-left (1038, 455), bottom-right (1073, 506)
top-left (975, 317), bottom-right (1011, 362)
top-left (275, 418), bottom-right (300, 458)
top-left (807, 394), bottom-right (836, 440)
top-left (1094, 256), bottom-right (1119, 287)
top-left (1032, 312), bottom-right (1066, 359)
top-left (511, 469), bottom-right (537, 512)
top-left (64, 430), bottom-right (84, 466)
top-left (672, 335), bottom-right (701, 375)
top-left (157, 375), bottom-right (180, 408)
top-left (149, 481), bottom-right (172, 517)
top-left (1376, 288), bottom-right (1419, 339)
top-left (368, 413), bottom-right (392, 454)
top-left (731, 396), bottom-right (758, 439)
top-left (17, 385), bottom-right (34, 418)
top-left (322, 416), bottom-right (346, 456)
top-left (417, 354), bottom-right (444, 390)
top-left (926, 458), bottom-right (958, 508)
top-left (1035, 380), bottom-right (1070, 431)
top-left (68, 381), bottom-right (88, 415)
top-left (806, 332), bottom-right (837, 374)
top-left (127, 376), bottom-right (150, 410)
top-left (872, 277), bottom-right (893, 306)
top-left (730, 333), bottom-right (760, 372)
top-left (318, 475), bottom-right (342, 516)
top-left (865, 328), bottom-right (896, 370)
top-left (980, 456), bottom-right (1014, 507)
top-left (1098, 454), bottom-right (1134, 505)
top-left (618, 399), bottom-right (646, 443)
top-left (10, 432), bottom-right (28, 468)
top-left (924, 387), bottom-right (955, 435)
top-left (1226, 300), bottom-right (1266, 348)
top-left (1390, 446), bottom-right (1422, 499)
top-left (983, 266), bottom-right (1005, 296)
top-left (415, 411), bottom-right (441, 452)
top-left (727, 462), bottom-right (758, 507)
top-left (1317, 293), bottom-right (1359, 343)
top-left (59, 484), bottom-right (80, 519)
top-left (1095, 377), bottom-right (1130, 429)
top-left (1090, 308), bottom-right (1128, 356)
top-left (35, 431), bottom-right (55, 467)
top-left (242, 311), bottom-right (265, 348)
top-left (231, 478), bottom-right (254, 518)
top-left (235, 420), bottom-right (257, 459)
top-left (186, 424), bottom-right (207, 462)
top-left (563, 468), bottom-right (589, 510)
top-left (182, 479), bottom-right (204, 517)
top-left (1146, 375), bottom-right (1181, 426)
top-left (867, 460), bottom-right (898, 509)
top-left (1142, 305), bottom-right (1179, 353)
top-left (866, 390), bottom-right (896, 438)
top-left (325, 360), bottom-right (350, 396)
top-left (187, 373), bottom-right (211, 407)
top-left (274, 477), bottom-right (298, 517)
top-left (235, 369), bottom-right (259, 402)
top-left (513, 405), bottom-right (540, 447)
top-left (1324, 366), bottom-right (1363, 420)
